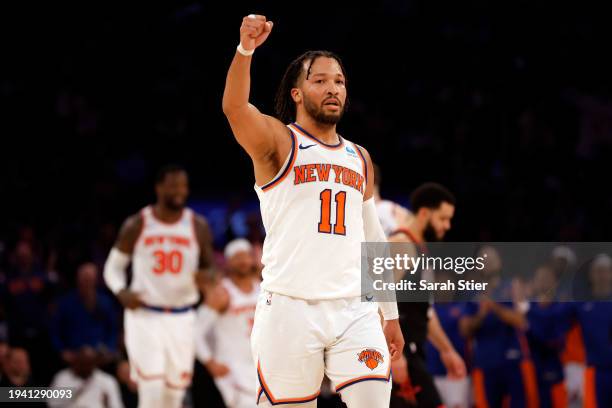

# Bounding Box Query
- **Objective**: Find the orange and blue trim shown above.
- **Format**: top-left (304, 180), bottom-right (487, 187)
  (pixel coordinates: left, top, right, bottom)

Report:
top-left (289, 123), bottom-right (344, 150)
top-left (261, 130), bottom-right (298, 192)
top-left (335, 364), bottom-right (392, 393)
top-left (256, 361), bottom-right (320, 405)
top-left (353, 143), bottom-right (368, 186)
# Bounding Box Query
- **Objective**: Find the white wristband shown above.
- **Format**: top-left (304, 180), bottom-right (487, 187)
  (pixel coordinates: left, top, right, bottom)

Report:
top-left (379, 301), bottom-right (399, 321)
top-left (237, 43), bottom-right (255, 56)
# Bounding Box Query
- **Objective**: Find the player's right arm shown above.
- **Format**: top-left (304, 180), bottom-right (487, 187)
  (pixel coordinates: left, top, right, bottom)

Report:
top-left (103, 214), bottom-right (143, 309)
top-left (222, 14), bottom-right (292, 185)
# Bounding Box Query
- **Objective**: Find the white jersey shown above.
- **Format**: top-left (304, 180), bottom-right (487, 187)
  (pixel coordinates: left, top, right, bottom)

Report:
top-left (376, 199), bottom-right (414, 237)
top-left (255, 123), bottom-right (367, 299)
top-left (131, 206), bottom-right (200, 307)
top-left (214, 278), bottom-right (259, 368)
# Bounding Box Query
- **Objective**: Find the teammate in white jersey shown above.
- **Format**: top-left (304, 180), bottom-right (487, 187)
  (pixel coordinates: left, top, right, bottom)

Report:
top-left (196, 238), bottom-right (260, 408)
top-left (103, 165), bottom-right (213, 408)
top-left (222, 14), bottom-right (404, 407)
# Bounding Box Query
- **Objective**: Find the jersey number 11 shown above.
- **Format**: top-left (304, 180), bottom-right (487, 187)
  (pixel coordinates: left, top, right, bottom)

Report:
top-left (318, 189), bottom-right (347, 235)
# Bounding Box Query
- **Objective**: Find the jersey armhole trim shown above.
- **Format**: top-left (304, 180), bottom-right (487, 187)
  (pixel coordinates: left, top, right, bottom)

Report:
top-left (260, 129), bottom-right (298, 192)
top-left (190, 210), bottom-right (201, 252)
top-left (353, 143), bottom-right (368, 189)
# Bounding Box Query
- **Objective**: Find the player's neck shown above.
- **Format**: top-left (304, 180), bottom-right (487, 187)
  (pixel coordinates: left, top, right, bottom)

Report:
top-left (153, 204), bottom-right (183, 223)
top-left (294, 116), bottom-right (339, 145)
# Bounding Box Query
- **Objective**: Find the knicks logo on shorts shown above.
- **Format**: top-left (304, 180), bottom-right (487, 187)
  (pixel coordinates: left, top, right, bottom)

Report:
top-left (357, 348), bottom-right (384, 370)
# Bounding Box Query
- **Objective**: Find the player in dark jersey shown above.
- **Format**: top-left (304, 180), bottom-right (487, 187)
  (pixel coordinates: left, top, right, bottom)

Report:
top-left (565, 254), bottom-right (612, 408)
top-left (526, 263), bottom-right (568, 408)
top-left (459, 246), bottom-right (539, 408)
top-left (389, 183), bottom-right (466, 407)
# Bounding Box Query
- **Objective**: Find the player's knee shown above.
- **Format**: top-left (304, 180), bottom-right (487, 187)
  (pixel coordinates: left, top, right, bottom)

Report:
top-left (340, 379), bottom-right (392, 408)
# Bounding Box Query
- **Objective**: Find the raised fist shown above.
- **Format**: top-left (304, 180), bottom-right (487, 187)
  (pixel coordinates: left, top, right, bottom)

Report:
top-left (239, 14), bottom-right (273, 51)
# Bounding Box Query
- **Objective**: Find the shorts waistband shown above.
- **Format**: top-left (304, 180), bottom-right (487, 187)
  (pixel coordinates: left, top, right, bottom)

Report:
top-left (141, 303), bottom-right (196, 313)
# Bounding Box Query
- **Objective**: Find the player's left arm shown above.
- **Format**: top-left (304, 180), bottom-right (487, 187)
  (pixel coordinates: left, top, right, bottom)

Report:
top-left (193, 214), bottom-right (215, 287)
top-left (357, 145), bottom-right (405, 360)
top-left (427, 308), bottom-right (467, 378)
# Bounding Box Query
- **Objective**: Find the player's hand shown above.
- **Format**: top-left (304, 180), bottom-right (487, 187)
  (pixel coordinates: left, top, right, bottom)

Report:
top-left (205, 360), bottom-right (230, 378)
top-left (391, 354), bottom-right (420, 405)
top-left (204, 283), bottom-right (230, 313)
top-left (117, 289), bottom-right (143, 309)
top-left (239, 14), bottom-right (273, 51)
top-left (440, 349), bottom-right (467, 379)
top-left (390, 354), bottom-right (408, 384)
top-left (383, 319), bottom-right (405, 361)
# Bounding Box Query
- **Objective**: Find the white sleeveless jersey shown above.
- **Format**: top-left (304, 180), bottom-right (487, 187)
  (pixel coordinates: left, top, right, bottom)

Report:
top-left (131, 206), bottom-right (200, 307)
top-left (255, 123), bottom-right (367, 299)
top-left (214, 278), bottom-right (260, 367)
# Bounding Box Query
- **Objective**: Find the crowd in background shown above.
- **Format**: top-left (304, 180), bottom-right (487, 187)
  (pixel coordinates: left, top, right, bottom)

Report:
top-left (2, 1), bottom-right (612, 407)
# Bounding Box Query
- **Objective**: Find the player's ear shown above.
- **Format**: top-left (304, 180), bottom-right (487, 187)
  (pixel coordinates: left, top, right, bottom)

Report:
top-left (417, 207), bottom-right (430, 221)
top-left (291, 88), bottom-right (301, 103)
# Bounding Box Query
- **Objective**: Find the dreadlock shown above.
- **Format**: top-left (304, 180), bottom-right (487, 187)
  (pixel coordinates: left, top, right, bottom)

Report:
top-left (274, 50), bottom-right (348, 124)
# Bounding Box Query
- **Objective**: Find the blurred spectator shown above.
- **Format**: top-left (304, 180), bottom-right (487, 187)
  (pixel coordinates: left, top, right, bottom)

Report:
top-left (4, 241), bottom-right (55, 343)
top-left (48, 346), bottom-right (124, 408)
top-left (0, 347), bottom-right (34, 386)
top-left (3, 240), bottom-right (58, 383)
top-left (116, 360), bottom-right (138, 408)
top-left (49, 262), bottom-right (119, 366)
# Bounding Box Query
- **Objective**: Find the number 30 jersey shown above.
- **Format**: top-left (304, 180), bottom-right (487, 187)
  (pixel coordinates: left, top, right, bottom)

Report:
top-left (255, 123), bottom-right (367, 300)
top-left (131, 206), bottom-right (200, 307)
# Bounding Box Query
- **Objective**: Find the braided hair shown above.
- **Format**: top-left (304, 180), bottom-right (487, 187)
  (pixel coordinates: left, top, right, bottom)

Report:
top-left (274, 50), bottom-right (348, 124)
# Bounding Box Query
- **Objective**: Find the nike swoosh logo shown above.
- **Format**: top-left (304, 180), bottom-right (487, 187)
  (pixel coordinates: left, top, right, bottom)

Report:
top-left (299, 143), bottom-right (317, 150)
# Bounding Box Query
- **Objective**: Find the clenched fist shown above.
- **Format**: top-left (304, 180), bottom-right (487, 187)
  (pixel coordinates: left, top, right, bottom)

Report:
top-left (240, 14), bottom-right (273, 52)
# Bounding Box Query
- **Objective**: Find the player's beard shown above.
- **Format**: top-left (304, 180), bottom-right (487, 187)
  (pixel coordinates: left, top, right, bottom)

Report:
top-left (163, 196), bottom-right (184, 212)
top-left (304, 94), bottom-right (344, 125)
top-left (423, 222), bottom-right (442, 243)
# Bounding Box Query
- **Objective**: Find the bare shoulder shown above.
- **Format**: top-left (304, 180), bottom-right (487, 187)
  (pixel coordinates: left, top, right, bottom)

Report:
top-left (116, 212), bottom-right (144, 254)
top-left (352, 143), bottom-right (375, 200)
top-left (192, 214), bottom-right (212, 238)
top-left (264, 114), bottom-right (294, 158)
top-left (354, 143), bottom-right (372, 161)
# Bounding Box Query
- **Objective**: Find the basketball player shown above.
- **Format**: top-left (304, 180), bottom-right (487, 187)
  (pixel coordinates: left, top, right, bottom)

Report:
top-left (526, 263), bottom-right (568, 408)
top-left (222, 14), bottom-right (404, 408)
top-left (388, 183), bottom-right (467, 408)
top-left (103, 165), bottom-right (213, 408)
top-left (460, 246), bottom-right (538, 408)
top-left (195, 238), bottom-right (260, 408)
top-left (566, 254), bottom-right (612, 408)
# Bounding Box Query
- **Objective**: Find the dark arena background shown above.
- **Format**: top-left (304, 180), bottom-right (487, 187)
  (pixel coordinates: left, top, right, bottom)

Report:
top-left (1, 1), bottom-right (612, 407)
